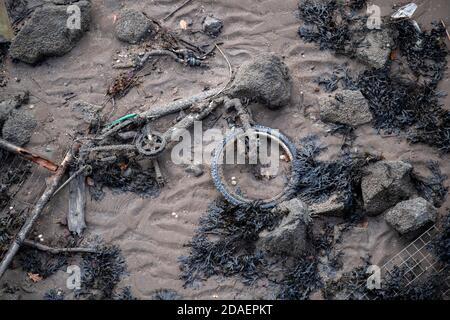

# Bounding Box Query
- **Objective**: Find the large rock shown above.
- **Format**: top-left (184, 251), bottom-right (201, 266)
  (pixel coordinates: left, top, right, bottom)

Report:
top-left (2, 110), bottom-right (37, 146)
top-left (355, 29), bottom-right (392, 69)
top-left (362, 161), bottom-right (416, 216)
top-left (385, 197), bottom-right (436, 236)
top-left (319, 90), bottom-right (372, 127)
top-left (257, 198), bottom-right (310, 257)
top-left (228, 53), bottom-right (292, 109)
top-left (9, 1), bottom-right (91, 64)
top-left (115, 9), bottom-right (154, 44)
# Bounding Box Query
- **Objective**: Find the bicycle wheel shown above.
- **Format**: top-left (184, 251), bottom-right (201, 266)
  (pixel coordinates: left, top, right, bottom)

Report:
top-left (210, 125), bottom-right (299, 208)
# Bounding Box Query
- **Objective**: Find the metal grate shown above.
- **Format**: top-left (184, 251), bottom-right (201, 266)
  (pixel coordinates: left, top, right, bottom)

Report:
top-left (345, 225), bottom-right (449, 300)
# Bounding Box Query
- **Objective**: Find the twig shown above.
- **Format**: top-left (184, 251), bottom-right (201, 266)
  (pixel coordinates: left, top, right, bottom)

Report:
top-left (23, 240), bottom-right (96, 254)
top-left (163, 0), bottom-right (193, 21)
top-left (0, 145), bottom-right (78, 280)
top-left (441, 20), bottom-right (450, 41)
top-left (214, 44), bottom-right (233, 96)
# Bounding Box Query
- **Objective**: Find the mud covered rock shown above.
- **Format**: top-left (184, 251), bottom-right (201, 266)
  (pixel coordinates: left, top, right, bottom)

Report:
top-left (71, 100), bottom-right (102, 125)
top-left (2, 110), bottom-right (37, 146)
top-left (115, 9), bottom-right (154, 44)
top-left (228, 53), bottom-right (292, 109)
top-left (355, 29), bottom-right (393, 69)
top-left (319, 90), bottom-right (372, 127)
top-left (202, 16), bottom-right (223, 37)
top-left (385, 197), bottom-right (436, 236)
top-left (0, 91), bottom-right (29, 124)
top-left (362, 161), bottom-right (416, 216)
top-left (257, 198), bottom-right (310, 257)
top-left (9, 1), bottom-right (91, 64)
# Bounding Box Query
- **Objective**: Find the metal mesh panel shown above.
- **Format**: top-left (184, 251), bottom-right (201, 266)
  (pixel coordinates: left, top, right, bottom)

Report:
top-left (344, 225), bottom-right (449, 300)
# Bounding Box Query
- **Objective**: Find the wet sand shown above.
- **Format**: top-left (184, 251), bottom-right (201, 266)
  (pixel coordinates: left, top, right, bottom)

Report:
top-left (0, 0), bottom-right (449, 299)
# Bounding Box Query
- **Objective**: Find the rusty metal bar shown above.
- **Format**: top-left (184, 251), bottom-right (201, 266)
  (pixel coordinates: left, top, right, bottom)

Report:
top-left (0, 138), bottom-right (59, 172)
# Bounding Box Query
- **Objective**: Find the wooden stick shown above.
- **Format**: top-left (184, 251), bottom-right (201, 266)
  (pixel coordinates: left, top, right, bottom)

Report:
top-left (163, 0), bottom-right (193, 21)
top-left (0, 138), bottom-right (58, 172)
top-left (23, 240), bottom-right (96, 254)
top-left (0, 145), bottom-right (78, 280)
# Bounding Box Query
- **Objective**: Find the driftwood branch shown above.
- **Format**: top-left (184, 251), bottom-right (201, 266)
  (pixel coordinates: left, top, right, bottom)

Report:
top-left (67, 173), bottom-right (87, 236)
top-left (0, 138), bottom-right (58, 172)
top-left (23, 240), bottom-right (96, 254)
top-left (0, 145), bottom-right (78, 280)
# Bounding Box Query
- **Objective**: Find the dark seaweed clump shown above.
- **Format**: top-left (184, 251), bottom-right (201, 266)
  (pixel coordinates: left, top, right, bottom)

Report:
top-left (298, 0), bottom-right (367, 53)
top-left (152, 288), bottom-right (183, 300)
top-left (78, 243), bottom-right (127, 299)
top-left (357, 65), bottom-right (450, 150)
top-left (0, 208), bottom-right (27, 257)
top-left (277, 256), bottom-right (322, 300)
top-left (433, 213), bottom-right (450, 266)
top-left (43, 289), bottom-right (65, 301)
top-left (87, 159), bottom-right (161, 201)
top-left (113, 286), bottom-right (138, 300)
top-left (394, 20), bottom-right (448, 85)
top-left (18, 249), bottom-right (68, 279)
top-left (0, 156), bottom-right (31, 211)
top-left (293, 135), bottom-right (379, 213)
top-left (179, 200), bottom-right (282, 287)
top-left (411, 161), bottom-right (448, 207)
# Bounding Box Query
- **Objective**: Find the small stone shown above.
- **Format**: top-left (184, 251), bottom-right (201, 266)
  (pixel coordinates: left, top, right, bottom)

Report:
top-left (185, 164), bottom-right (204, 177)
top-left (115, 9), bottom-right (155, 44)
top-left (71, 100), bottom-right (102, 125)
top-left (202, 16), bottom-right (223, 37)
top-left (231, 180), bottom-right (237, 186)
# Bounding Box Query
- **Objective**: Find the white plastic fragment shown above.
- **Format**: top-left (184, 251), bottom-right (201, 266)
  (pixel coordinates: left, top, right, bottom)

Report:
top-left (391, 3), bottom-right (417, 19)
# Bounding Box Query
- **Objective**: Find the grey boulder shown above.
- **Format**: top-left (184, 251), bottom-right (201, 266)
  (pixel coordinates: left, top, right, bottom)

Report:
top-left (355, 29), bottom-right (393, 69)
top-left (2, 110), bottom-right (37, 146)
top-left (9, 1), bottom-right (91, 64)
top-left (361, 160), bottom-right (416, 216)
top-left (319, 90), bottom-right (372, 127)
top-left (228, 53), bottom-right (292, 109)
top-left (257, 198), bottom-right (310, 258)
top-left (385, 197), bottom-right (436, 236)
